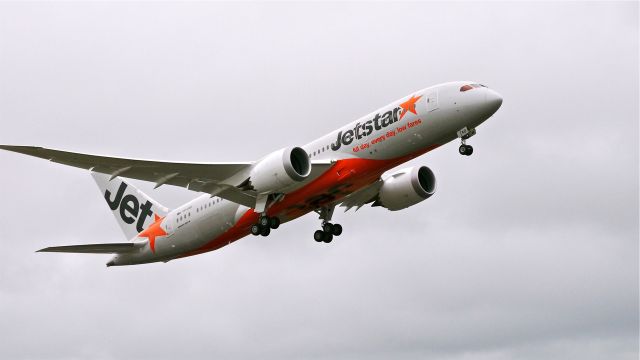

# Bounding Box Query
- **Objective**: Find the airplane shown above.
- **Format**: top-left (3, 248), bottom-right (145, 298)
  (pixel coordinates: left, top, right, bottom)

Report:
top-left (0, 81), bottom-right (502, 266)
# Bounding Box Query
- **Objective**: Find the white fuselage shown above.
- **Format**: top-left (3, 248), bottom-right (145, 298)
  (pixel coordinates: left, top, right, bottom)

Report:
top-left (109, 81), bottom-right (503, 266)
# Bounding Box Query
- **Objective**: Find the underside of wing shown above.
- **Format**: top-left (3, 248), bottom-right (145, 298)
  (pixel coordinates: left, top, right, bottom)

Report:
top-left (339, 179), bottom-right (382, 211)
top-left (37, 243), bottom-right (142, 254)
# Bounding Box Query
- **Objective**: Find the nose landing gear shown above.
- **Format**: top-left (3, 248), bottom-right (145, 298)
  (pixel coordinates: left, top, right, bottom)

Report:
top-left (459, 144), bottom-right (473, 156)
top-left (457, 127), bottom-right (476, 157)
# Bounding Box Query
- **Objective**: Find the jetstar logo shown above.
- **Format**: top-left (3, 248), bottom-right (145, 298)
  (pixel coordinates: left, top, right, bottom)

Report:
top-left (138, 214), bottom-right (167, 254)
top-left (105, 182), bottom-right (154, 233)
top-left (399, 94), bottom-right (422, 120)
top-left (331, 94), bottom-right (423, 151)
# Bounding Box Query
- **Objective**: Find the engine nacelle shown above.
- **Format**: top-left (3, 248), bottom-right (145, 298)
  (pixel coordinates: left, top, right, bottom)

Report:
top-left (375, 166), bottom-right (437, 211)
top-left (249, 147), bottom-right (311, 194)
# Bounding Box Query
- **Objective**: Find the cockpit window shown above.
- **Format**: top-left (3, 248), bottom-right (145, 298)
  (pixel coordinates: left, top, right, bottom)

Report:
top-left (460, 84), bottom-right (474, 92)
top-left (460, 83), bottom-right (487, 92)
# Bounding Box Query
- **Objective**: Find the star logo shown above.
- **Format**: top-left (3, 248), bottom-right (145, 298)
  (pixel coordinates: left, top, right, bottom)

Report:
top-left (138, 214), bottom-right (167, 254)
top-left (399, 94), bottom-right (423, 119)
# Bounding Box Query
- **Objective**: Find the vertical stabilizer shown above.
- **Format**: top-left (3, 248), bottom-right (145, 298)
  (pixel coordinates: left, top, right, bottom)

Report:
top-left (91, 172), bottom-right (169, 240)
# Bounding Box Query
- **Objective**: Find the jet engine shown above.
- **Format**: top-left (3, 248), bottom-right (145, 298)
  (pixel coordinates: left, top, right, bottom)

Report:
top-left (374, 166), bottom-right (437, 211)
top-left (248, 147), bottom-right (311, 194)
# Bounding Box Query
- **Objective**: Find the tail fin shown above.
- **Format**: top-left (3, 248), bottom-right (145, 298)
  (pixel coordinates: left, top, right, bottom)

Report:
top-left (91, 172), bottom-right (169, 240)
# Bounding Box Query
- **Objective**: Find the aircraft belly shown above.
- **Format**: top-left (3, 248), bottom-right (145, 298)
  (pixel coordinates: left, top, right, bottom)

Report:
top-left (195, 202), bottom-right (241, 244)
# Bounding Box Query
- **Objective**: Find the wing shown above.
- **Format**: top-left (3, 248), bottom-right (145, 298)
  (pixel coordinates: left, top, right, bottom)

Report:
top-left (0, 145), bottom-right (257, 205)
top-left (0, 145), bottom-right (334, 209)
top-left (339, 179), bottom-right (382, 211)
top-left (37, 242), bottom-right (143, 254)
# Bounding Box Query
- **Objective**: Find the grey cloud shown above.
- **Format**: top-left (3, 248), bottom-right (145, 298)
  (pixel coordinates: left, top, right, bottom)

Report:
top-left (0, 2), bottom-right (637, 360)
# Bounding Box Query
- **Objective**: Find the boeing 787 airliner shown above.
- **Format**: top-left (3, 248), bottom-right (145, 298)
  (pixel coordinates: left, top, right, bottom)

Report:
top-left (0, 81), bottom-right (502, 266)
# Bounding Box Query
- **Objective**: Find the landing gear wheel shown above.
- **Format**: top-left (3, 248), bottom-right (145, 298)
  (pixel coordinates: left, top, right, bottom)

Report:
top-left (314, 230), bottom-right (325, 242)
top-left (332, 224), bottom-right (343, 236)
top-left (259, 216), bottom-right (270, 227)
top-left (322, 232), bottom-right (333, 243)
top-left (260, 227), bottom-right (271, 237)
top-left (322, 222), bottom-right (334, 234)
top-left (250, 224), bottom-right (262, 236)
top-left (459, 144), bottom-right (474, 156)
top-left (269, 217), bottom-right (280, 229)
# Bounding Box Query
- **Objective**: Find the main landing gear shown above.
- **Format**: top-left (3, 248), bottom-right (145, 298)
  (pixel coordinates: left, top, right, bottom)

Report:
top-left (314, 222), bottom-right (343, 243)
top-left (250, 215), bottom-right (280, 237)
top-left (457, 126), bottom-right (476, 157)
top-left (313, 206), bottom-right (343, 243)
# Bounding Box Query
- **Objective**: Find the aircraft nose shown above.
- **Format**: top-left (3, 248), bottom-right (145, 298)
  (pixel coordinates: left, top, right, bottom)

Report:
top-left (485, 88), bottom-right (503, 113)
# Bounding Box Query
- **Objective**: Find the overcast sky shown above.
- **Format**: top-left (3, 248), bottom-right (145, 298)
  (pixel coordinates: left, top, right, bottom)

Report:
top-left (0, 2), bottom-right (637, 360)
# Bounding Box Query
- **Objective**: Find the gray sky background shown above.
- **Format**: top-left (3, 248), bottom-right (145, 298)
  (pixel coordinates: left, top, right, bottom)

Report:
top-left (0, 2), bottom-right (637, 359)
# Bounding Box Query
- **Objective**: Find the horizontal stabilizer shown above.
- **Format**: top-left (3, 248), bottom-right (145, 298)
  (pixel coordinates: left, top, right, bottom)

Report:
top-left (37, 242), bottom-right (145, 254)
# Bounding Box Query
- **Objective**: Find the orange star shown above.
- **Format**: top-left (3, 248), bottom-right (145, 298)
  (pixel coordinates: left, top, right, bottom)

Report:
top-left (138, 214), bottom-right (167, 254)
top-left (399, 94), bottom-right (423, 119)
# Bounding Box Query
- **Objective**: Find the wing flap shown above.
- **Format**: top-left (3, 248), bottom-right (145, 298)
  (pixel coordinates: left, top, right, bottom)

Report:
top-left (339, 180), bottom-right (382, 211)
top-left (37, 242), bottom-right (144, 254)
